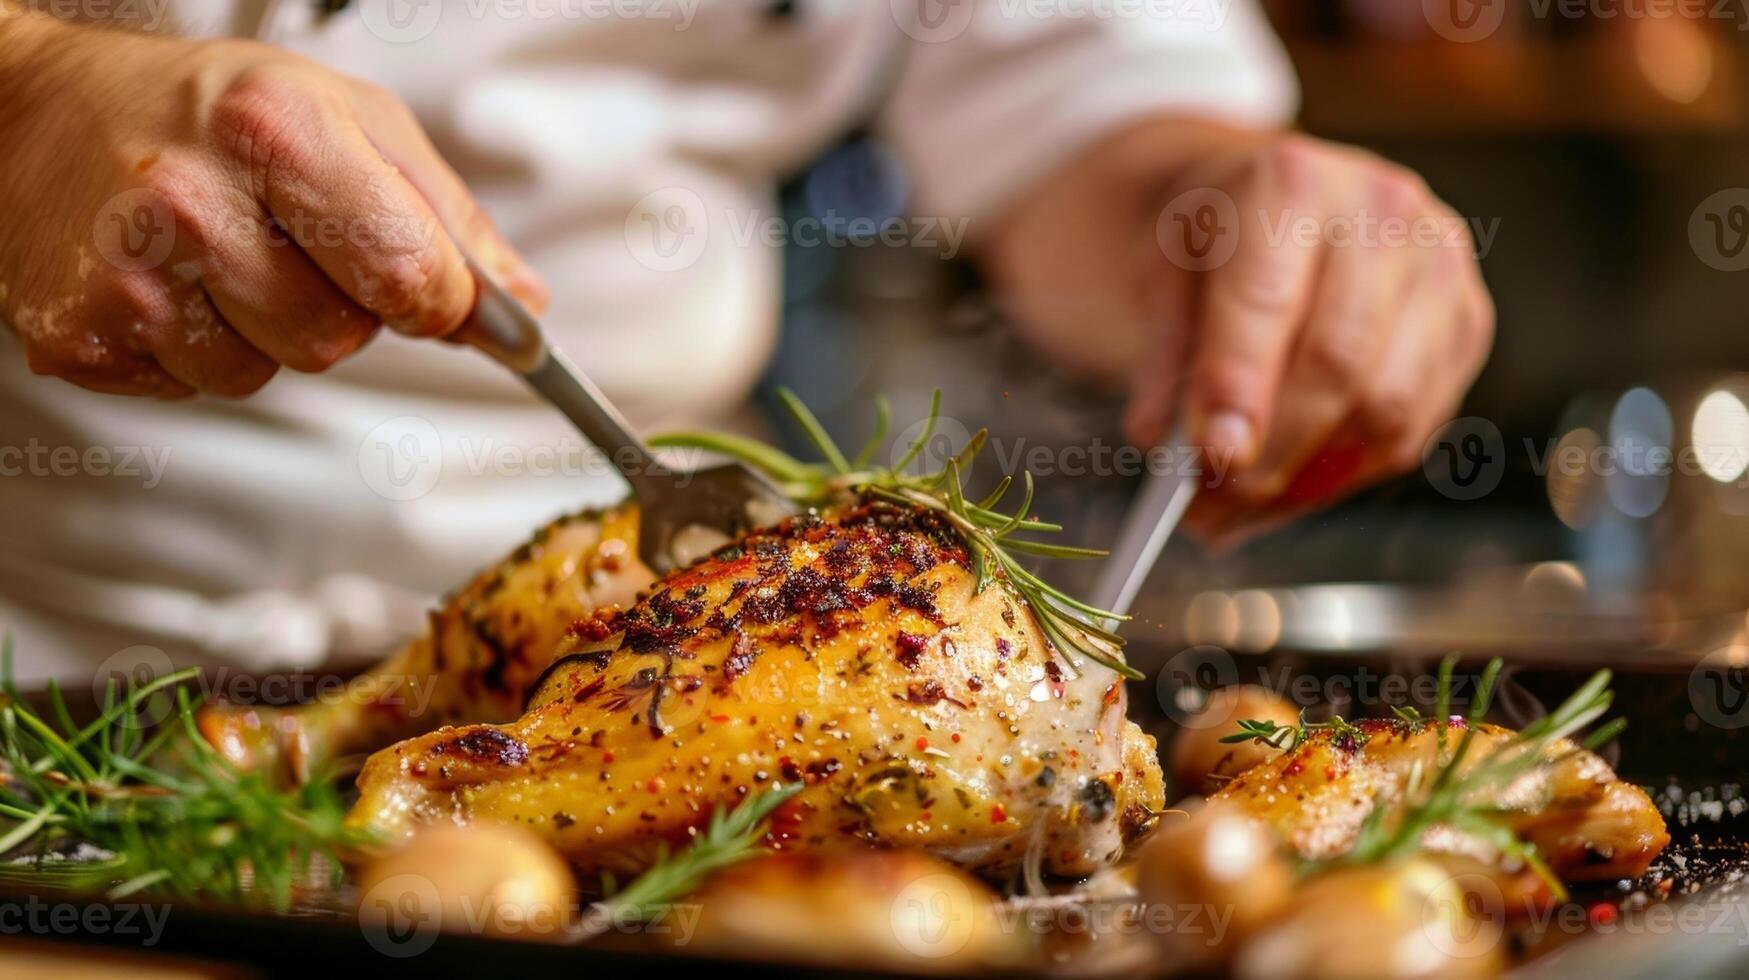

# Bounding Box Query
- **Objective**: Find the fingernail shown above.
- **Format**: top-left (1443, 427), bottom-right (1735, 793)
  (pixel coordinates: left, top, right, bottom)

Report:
top-left (1201, 410), bottom-right (1256, 467)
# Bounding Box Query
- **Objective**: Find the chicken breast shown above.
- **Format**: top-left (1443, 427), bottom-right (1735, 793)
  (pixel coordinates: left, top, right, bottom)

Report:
top-left (1211, 718), bottom-right (1668, 881)
top-left (346, 500), bottom-right (1165, 879)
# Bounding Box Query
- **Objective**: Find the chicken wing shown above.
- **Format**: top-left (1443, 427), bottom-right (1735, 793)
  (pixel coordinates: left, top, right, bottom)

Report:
top-left (1211, 718), bottom-right (1668, 881)
top-left (346, 500), bottom-right (1165, 880)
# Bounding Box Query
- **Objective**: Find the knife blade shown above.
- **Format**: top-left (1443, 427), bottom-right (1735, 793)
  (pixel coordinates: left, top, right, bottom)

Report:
top-left (1087, 426), bottom-right (1199, 624)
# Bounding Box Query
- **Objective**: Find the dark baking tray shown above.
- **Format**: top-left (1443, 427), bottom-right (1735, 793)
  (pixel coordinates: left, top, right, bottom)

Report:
top-left (3, 647), bottom-right (1748, 978)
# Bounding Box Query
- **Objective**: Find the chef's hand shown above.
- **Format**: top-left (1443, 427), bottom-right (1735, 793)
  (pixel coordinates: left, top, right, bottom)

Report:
top-left (985, 117), bottom-right (1493, 546)
top-left (0, 15), bottom-right (547, 398)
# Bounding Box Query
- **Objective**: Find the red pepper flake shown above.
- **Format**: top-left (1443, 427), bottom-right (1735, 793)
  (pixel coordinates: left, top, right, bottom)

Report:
top-left (710, 714), bottom-right (730, 724)
top-left (990, 804), bottom-right (1008, 824)
top-left (602, 750), bottom-right (615, 763)
top-left (645, 777), bottom-right (664, 793)
top-left (915, 736), bottom-right (929, 752)
top-left (1588, 902), bottom-right (1618, 927)
top-left (951, 733), bottom-right (961, 743)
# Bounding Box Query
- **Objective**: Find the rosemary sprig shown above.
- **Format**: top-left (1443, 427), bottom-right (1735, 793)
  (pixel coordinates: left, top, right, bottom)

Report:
top-left (575, 782), bottom-right (801, 938)
top-left (1225, 656), bottom-right (1623, 901)
top-left (0, 637), bottom-right (376, 909)
top-left (1218, 712), bottom-right (1372, 753)
top-left (651, 390), bottom-right (1142, 680)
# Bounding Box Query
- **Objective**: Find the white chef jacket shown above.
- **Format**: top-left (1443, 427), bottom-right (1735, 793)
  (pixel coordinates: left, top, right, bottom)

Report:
top-left (0, 0), bottom-right (1295, 681)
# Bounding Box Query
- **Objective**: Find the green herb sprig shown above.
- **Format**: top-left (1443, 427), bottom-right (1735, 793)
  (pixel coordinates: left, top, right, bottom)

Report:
top-left (652, 390), bottom-right (1141, 680)
top-left (1224, 656), bottom-right (1624, 900)
top-left (0, 638), bottom-right (375, 909)
top-left (575, 782), bottom-right (801, 938)
top-left (1220, 712), bottom-right (1373, 753)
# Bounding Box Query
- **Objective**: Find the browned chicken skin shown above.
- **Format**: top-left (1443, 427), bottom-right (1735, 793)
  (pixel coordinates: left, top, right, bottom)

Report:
top-left (346, 500), bottom-right (1165, 880)
top-left (1211, 718), bottom-right (1669, 882)
top-left (198, 504), bottom-right (655, 782)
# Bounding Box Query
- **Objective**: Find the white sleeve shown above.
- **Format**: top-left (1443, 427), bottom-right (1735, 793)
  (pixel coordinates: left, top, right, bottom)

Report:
top-left (878, 1), bottom-right (1299, 223)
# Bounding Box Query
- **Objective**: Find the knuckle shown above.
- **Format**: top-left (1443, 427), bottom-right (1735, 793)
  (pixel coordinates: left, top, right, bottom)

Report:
top-left (351, 77), bottom-right (399, 107)
top-left (209, 66), bottom-right (318, 183)
top-left (372, 250), bottom-right (436, 322)
top-left (1264, 136), bottom-right (1327, 190)
top-left (1374, 166), bottom-right (1430, 216)
top-left (370, 247), bottom-right (462, 335)
top-left (353, 77), bottom-right (417, 124)
top-left (112, 274), bottom-right (178, 330)
top-left (134, 161), bottom-right (206, 242)
top-left (1302, 330), bottom-right (1370, 388)
top-left (1436, 233), bottom-right (1474, 271)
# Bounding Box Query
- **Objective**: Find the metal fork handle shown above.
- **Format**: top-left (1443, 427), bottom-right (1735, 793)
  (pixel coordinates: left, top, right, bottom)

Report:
top-left (455, 258), bottom-right (668, 482)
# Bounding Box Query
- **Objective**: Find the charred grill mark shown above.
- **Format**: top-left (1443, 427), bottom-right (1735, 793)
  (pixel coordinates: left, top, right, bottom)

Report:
top-left (433, 728), bottom-right (529, 768)
top-left (621, 586), bottom-right (703, 653)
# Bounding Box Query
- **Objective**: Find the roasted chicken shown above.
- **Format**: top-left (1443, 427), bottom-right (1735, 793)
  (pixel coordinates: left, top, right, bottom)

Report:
top-left (1211, 718), bottom-right (1669, 881)
top-left (343, 500), bottom-right (1164, 880)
